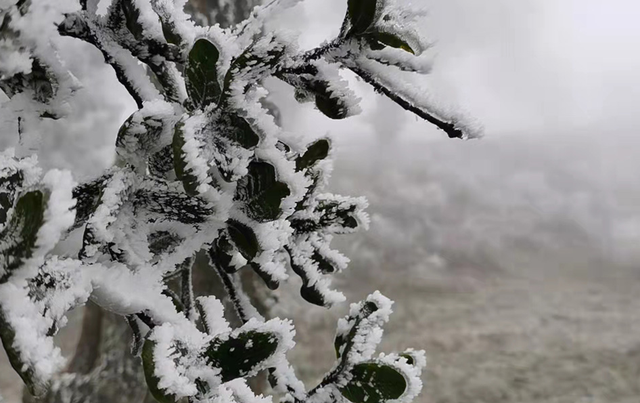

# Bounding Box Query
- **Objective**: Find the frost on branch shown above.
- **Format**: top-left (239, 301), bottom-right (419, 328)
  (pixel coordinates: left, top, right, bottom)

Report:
top-left (0, 0), bottom-right (479, 402)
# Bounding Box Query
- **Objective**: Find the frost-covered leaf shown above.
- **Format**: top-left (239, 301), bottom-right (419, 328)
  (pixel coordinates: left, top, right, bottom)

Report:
top-left (339, 362), bottom-right (407, 403)
top-left (0, 190), bottom-right (45, 283)
top-left (71, 173), bottom-right (112, 230)
top-left (186, 38), bottom-right (222, 110)
top-left (296, 139), bottom-right (330, 171)
top-left (291, 194), bottom-right (368, 235)
top-left (348, 0), bottom-right (379, 34)
top-left (334, 292), bottom-right (392, 362)
top-left (279, 62), bottom-right (361, 120)
top-left (368, 32), bottom-right (414, 54)
top-left (142, 340), bottom-right (178, 403)
top-left (133, 182), bottom-right (215, 225)
top-left (0, 171), bottom-right (23, 227)
top-left (121, 0), bottom-right (145, 40)
top-left (222, 34), bottom-right (287, 100)
top-left (334, 300), bottom-right (378, 359)
top-left (235, 161), bottom-right (290, 222)
top-left (0, 310), bottom-right (42, 396)
top-left (213, 112), bottom-right (260, 149)
top-left (116, 101), bottom-right (176, 168)
top-left (203, 329), bottom-right (279, 382)
top-left (209, 235), bottom-right (238, 273)
top-left (227, 219), bottom-right (259, 260)
top-left (250, 262), bottom-right (280, 290)
top-left (315, 90), bottom-right (350, 120)
top-left (172, 122), bottom-right (200, 196)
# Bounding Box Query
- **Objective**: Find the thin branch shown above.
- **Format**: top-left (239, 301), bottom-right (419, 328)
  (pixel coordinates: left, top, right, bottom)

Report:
top-left (58, 12), bottom-right (147, 109)
top-left (181, 257), bottom-right (195, 321)
top-left (125, 315), bottom-right (144, 356)
top-left (136, 311), bottom-right (156, 329)
top-left (348, 64), bottom-right (465, 139)
top-left (208, 249), bottom-right (263, 324)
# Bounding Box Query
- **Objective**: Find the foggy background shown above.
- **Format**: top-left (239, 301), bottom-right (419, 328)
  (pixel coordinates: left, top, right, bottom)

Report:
top-left (2, 0), bottom-right (640, 402)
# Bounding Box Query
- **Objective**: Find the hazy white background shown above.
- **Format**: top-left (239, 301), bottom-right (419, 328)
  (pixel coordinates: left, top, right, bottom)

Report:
top-left (2, 0), bottom-right (640, 402)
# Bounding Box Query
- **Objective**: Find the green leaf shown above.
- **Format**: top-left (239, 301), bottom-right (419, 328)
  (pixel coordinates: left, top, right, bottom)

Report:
top-left (339, 363), bottom-right (407, 403)
top-left (0, 309), bottom-right (45, 397)
top-left (72, 174), bottom-right (109, 230)
top-left (120, 0), bottom-right (144, 40)
top-left (235, 161), bottom-right (290, 222)
top-left (348, 0), bottom-right (378, 35)
top-left (312, 250), bottom-right (337, 274)
top-left (296, 139), bottom-right (331, 171)
top-left (142, 340), bottom-right (178, 403)
top-left (214, 113), bottom-right (260, 149)
top-left (369, 32), bottom-right (415, 54)
top-left (186, 39), bottom-right (222, 110)
top-left (227, 219), bottom-right (259, 260)
top-left (400, 353), bottom-right (415, 365)
top-left (0, 170), bottom-right (23, 226)
top-left (221, 39), bottom-right (286, 102)
top-left (203, 330), bottom-right (279, 382)
top-left (299, 284), bottom-right (327, 307)
top-left (172, 122), bottom-right (200, 196)
top-left (315, 92), bottom-right (349, 120)
top-left (209, 235), bottom-right (237, 273)
top-left (334, 301), bottom-right (378, 359)
top-left (161, 19), bottom-right (182, 45)
top-left (0, 190), bottom-right (45, 284)
top-left (250, 262), bottom-right (280, 290)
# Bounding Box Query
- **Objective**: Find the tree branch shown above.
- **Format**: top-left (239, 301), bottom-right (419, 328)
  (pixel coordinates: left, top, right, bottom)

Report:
top-left (58, 12), bottom-right (148, 109)
top-left (348, 64), bottom-right (465, 139)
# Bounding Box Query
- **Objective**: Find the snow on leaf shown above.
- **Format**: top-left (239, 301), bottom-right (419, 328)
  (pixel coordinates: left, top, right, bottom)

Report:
top-left (339, 362), bottom-right (407, 403)
top-left (186, 38), bottom-right (222, 110)
top-left (235, 160), bottom-right (290, 223)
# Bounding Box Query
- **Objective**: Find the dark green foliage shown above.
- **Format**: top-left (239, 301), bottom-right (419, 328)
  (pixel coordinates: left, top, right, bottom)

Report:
top-left (0, 170), bottom-right (22, 226)
top-left (149, 145), bottom-right (175, 178)
top-left (226, 219), bottom-right (259, 260)
top-left (116, 112), bottom-right (165, 159)
top-left (209, 235), bottom-right (237, 273)
top-left (0, 190), bottom-right (45, 284)
top-left (235, 161), bottom-right (290, 222)
top-left (72, 174), bottom-right (110, 230)
top-left (348, 0), bottom-right (378, 34)
top-left (134, 185), bottom-right (215, 224)
top-left (161, 19), bottom-right (181, 45)
top-left (250, 262), bottom-right (280, 290)
top-left (212, 112), bottom-right (260, 149)
top-left (299, 284), bottom-right (326, 307)
top-left (221, 37), bottom-right (286, 101)
top-left (312, 250), bottom-right (337, 274)
top-left (334, 301), bottom-right (378, 359)
top-left (400, 353), bottom-right (415, 365)
top-left (296, 139), bottom-right (330, 171)
top-left (148, 231), bottom-right (182, 257)
top-left (287, 247), bottom-right (332, 307)
top-left (368, 32), bottom-right (415, 54)
top-left (172, 122), bottom-right (200, 196)
top-left (203, 330), bottom-right (279, 382)
top-left (120, 0), bottom-right (144, 40)
top-left (315, 90), bottom-right (350, 120)
top-left (340, 363), bottom-right (407, 403)
top-left (186, 38), bottom-right (222, 110)
top-left (0, 309), bottom-right (42, 397)
top-left (142, 340), bottom-right (177, 403)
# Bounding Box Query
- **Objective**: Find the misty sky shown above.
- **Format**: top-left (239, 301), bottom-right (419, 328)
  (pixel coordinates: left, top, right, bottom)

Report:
top-left (290, 0), bottom-right (640, 138)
